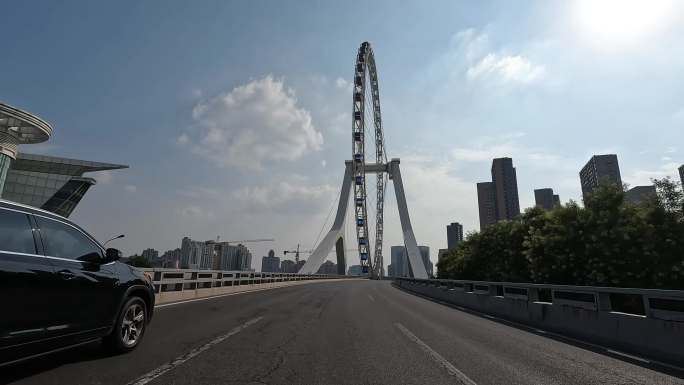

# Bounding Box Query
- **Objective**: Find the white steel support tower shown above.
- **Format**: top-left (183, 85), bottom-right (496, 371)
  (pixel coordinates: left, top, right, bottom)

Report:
top-left (299, 42), bottom-right (428, 279)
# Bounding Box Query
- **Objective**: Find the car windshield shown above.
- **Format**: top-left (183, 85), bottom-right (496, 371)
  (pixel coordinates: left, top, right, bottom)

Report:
top-left (1, 1), bottom-right (683, 384)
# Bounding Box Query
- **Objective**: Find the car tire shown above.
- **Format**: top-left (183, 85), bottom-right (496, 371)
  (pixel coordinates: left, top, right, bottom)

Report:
top-left (104, 296), bottom-right (148, 354)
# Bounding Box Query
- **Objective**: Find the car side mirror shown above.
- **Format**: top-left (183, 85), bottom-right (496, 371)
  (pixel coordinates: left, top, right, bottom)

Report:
top-left (105, 248), bottom-right (122, 263)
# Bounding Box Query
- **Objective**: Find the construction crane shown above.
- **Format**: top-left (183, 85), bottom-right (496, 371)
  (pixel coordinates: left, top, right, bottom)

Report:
top-left (283, 244), bottom-right (312, 263)
top-left (283, 244), bottom-right (360, 263)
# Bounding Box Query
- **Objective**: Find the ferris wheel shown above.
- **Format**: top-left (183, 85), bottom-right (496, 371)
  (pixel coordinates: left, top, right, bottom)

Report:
top-left (352, 42), bottom-right (387, 278)
top-left (298, 41), bottom-right (428, 280)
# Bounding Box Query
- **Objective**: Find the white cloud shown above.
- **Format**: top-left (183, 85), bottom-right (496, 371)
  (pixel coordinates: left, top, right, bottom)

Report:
top-left (231, 177), bottom-right (335, 212)
top-left (467, 53), bottom-right (545, 84)
top-left (450, 135), bottom-right (562, 166)
top-left (124, 185), bottom-right (137, 193)
top-left (452, 28), bottom-right (490, 62)
top-left (380, 151), bottom-right (479, 257)
top-left (176, 205), bottom-right (215, 219)
top-left (183, 75), bottom-right (323, 169)
top-left (177, 133), bottom-right (189, 145)
top-left (446, 28), bottom-right (546, 86)
top-left (92, 170), bottom-right (114, 184)
top-left (177, 186), bottom-right (220, 199)
top-left (626, 162), bottom-right (681, 186)
top-left (335, 77), bottom-right (353, 92)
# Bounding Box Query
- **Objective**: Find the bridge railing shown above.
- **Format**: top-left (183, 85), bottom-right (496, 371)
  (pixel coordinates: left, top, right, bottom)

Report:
top-left (394, 277), bottom-right (684, 365)
top-left (141, 268), bottom-right (348, 304)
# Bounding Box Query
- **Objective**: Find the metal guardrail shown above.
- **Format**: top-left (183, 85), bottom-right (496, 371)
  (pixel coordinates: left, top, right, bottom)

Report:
top-left (141, 268), bottom-right (347, 296)
top-left (396, 278), bottom-right (684, 321)
top-left (395, 277), bottom-right (684, 365)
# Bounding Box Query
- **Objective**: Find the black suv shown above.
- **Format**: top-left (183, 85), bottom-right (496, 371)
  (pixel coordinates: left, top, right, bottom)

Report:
top-left (0, 199), bottom-right (155, 366)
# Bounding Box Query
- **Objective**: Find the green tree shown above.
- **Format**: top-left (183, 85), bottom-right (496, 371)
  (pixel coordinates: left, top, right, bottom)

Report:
top-left (437, 180), bottom-right (684, 289)
top-left (127, 255), bottom-right (152, 268)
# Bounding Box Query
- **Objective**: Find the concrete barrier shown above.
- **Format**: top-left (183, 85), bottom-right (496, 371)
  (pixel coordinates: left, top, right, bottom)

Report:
top-left (142, 269), bottom-right (354, 305)
top-left (395, 277), bottom-right (684, 366)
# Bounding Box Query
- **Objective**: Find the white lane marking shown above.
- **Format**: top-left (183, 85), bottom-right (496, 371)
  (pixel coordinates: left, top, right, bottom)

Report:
top-left (394, 323), bottom-right (477, 385)
top-left (367, 294), bottom-right (375, 302)
top-left (127, 316), bottom-right (263, 385)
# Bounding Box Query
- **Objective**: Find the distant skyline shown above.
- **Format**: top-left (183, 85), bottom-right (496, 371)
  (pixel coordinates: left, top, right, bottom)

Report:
top-left (2, 1), bottom-right (683, 271)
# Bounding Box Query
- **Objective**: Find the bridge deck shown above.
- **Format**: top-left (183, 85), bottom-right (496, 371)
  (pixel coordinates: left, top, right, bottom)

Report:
top-left (3, 280), bottom-right (681, 385)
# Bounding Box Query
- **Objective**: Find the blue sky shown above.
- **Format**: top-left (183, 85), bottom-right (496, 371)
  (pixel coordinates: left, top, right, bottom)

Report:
top-left (2, 1), bottom-right (683, 270)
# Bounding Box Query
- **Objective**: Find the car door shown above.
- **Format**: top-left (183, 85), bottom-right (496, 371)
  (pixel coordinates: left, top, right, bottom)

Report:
top-left (33, 215), bottom-right (120, 339)
top-left (0, 207), bottom-right (59, 358)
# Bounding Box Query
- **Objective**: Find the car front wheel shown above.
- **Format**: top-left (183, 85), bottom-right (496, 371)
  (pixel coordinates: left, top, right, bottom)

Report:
top-left (105, 297), bottom-right (147, 353)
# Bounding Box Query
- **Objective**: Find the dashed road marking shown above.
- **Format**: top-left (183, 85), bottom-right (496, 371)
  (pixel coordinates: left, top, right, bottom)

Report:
top-left (127, 316), bottom-right (263, 385)
top-left (368, 294), bottom-right (375, 302)
top-left (395, 323), bottom-right (477, 385)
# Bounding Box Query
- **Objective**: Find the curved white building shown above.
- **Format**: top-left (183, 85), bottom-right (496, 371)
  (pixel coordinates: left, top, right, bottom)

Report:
top-left (0, 102), bottom-right (53, 195)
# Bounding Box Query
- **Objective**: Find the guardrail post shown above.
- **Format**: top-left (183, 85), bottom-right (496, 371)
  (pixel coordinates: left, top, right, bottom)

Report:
top-left (597, 292), bottom-right (612, 312)
top-left (529, 288), bottom-right (539, 302)
top-left (642, 294), bottom-right (651, 317)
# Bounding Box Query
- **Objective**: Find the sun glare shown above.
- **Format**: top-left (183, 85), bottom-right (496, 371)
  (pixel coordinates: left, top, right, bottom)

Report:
top-left (576, 0), bottom-right (675, 48)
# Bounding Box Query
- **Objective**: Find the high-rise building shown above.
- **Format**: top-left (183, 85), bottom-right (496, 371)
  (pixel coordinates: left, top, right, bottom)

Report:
top-left (418, 246), bottom-right (433, 278)
top-left (390, 246), bottom-right (409, 277)
top-left (199, 241), bottom-right (216, 270)
top-left (491, 157), bottom-right (520, 221)
top-left (160, 248), bottom-right (181, 268)
top-left (141, 248), bottom-right (159, 262)
top-left (180, 237), bottom-right (203, 269)
top-left (317, 260), bottom-right (337, 274)
top-left (280, 259), bottom-right (297, 273)
top-left (179, 237), bottom-right (252, 271)
top-left (214, 243), bottom-right (252, 271)
top-left (625, 185), bottom-right (657, 204)
top-left (477, 158), bottom-right (521, 229)
top-left (534, 188), bottom-right (560, 210)
top-left (347, 265), bottom-right (364, 276)
top-left (477, 182), bottom-right (497, 230)
top-left (295, 259), bottom-right (306, 273)
top-left (580, 154), bottom-right (622, 201)
top-left (679, 165), bottom-right (684, 187)
top-left (261, 249), bottom-right (280, 272)
top-left (390, 245), bottom-right (432, 278)
top-left (446, 222), bottom-right (463, 249)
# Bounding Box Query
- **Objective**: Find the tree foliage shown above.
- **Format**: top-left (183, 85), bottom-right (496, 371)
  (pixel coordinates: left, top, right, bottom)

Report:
top-left (437, 179), bottom-right (684, 289)
top-left (126, 255), bottom-right (152, 268)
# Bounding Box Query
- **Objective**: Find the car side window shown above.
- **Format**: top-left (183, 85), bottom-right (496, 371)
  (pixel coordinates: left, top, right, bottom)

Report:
top-left (35, 217), bottom-right (102, 261)
top-left (0, 209), bottom-right (36, 254)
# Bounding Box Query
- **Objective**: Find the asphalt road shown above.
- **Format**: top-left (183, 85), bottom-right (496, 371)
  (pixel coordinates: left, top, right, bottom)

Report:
top-left (2, 280), bottom-right (683, 385)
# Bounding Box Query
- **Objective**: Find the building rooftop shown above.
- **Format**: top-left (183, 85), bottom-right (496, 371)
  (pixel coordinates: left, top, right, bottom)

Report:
top-left (11, 152), bottom-right (128, 176)
top-left (0, 102), bottom-right (53, 144)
